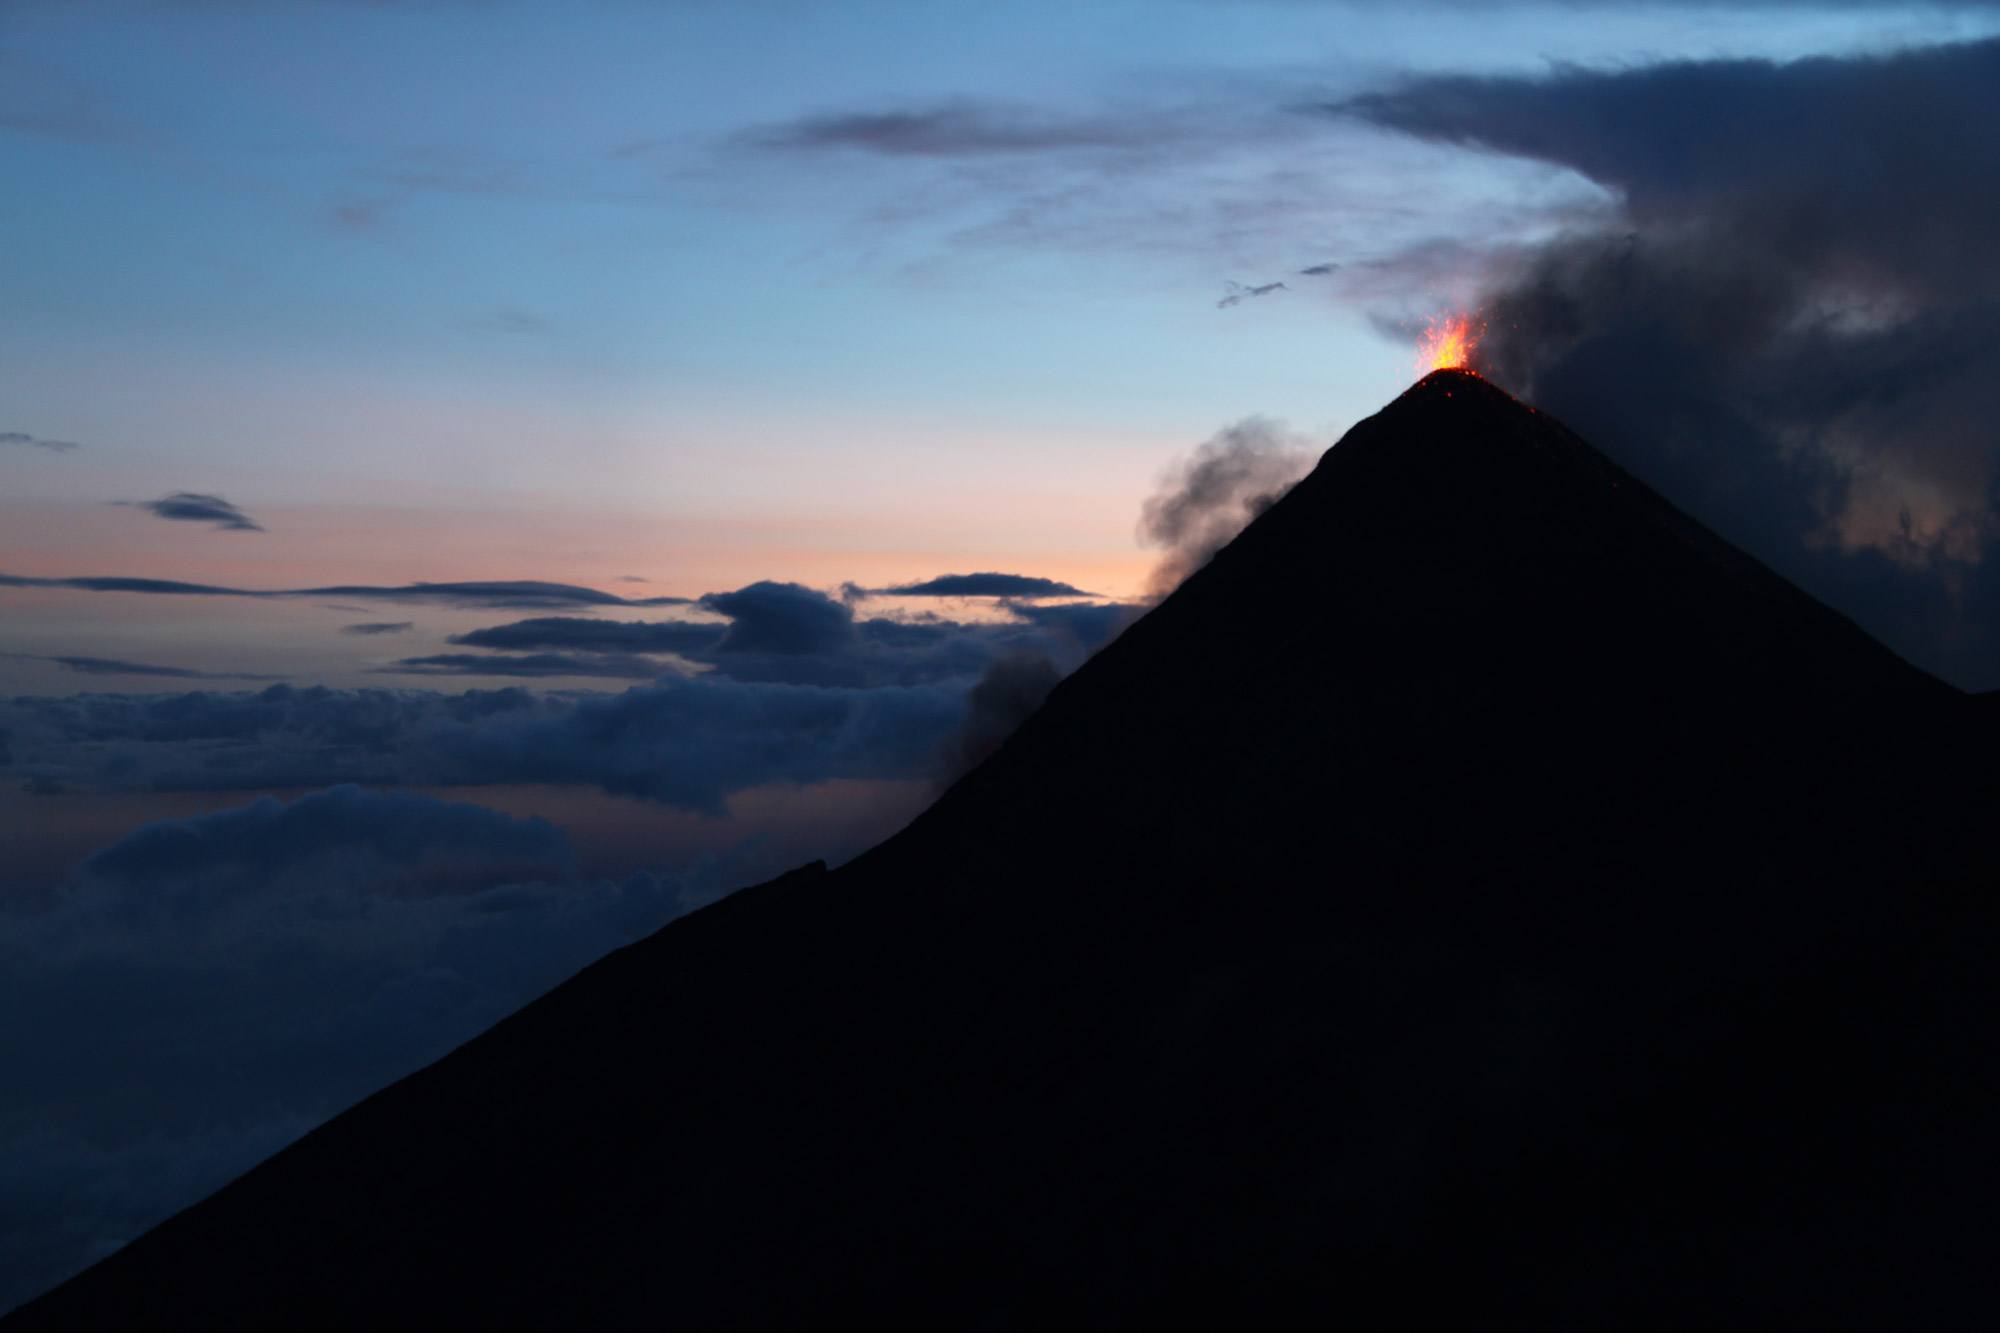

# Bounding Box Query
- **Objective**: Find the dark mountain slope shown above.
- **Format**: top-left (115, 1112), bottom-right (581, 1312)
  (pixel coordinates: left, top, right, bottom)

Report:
top-left (13, 370), bottom-right (1997, 1328)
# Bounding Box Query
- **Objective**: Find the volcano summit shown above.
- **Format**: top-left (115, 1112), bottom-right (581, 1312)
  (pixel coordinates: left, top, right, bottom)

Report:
top-left (11, 371), bottom-right (1998, 1328)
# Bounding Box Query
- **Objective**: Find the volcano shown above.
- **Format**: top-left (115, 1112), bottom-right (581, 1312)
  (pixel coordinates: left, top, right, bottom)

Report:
top-left (11, 371), bottom-right (1998, 1328)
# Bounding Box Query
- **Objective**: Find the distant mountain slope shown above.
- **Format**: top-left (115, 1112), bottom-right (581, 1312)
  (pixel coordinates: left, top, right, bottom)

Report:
top-left (14, 370), bottom-right (1997, 1329)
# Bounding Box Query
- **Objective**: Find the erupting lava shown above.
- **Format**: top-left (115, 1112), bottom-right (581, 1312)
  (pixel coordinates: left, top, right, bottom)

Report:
top-left (1417, 313), bottom-right (1478, 375)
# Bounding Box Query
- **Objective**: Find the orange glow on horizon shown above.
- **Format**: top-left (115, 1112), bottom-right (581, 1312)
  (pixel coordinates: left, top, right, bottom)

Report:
top-left (1417, 312), bottom-right (1479, 375)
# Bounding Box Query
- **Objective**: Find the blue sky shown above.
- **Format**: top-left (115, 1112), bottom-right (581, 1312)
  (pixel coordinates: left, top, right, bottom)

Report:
top-left (8, 0), bottom-right (2000, 1312)
top-left (9, 1), bottom-right (1999, 693)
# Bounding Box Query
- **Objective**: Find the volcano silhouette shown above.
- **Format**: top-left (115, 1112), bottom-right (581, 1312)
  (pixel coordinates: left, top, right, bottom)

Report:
top-left (12, 370), bottom-right (1999, 1328)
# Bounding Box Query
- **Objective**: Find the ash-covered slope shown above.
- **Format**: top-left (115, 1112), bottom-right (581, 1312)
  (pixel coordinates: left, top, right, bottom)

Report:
top-left (13, 371), bottom-right (1998, 1328)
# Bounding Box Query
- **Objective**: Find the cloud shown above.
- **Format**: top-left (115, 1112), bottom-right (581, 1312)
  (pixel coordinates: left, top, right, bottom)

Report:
top-left (0, 432), bottom-right (78, 454)
top-left (72, 784), bottom-right (576, 908)
top-left (339, 622), bottom-right (414, 636)
top-left (37, 656), bottom-right (283, 682)
top-left (448, 616), bottom-right (726, 655)
top-left (0, 785), bottom-right (685, 1312)
top-left (470, 307), bottom-right (549, 335)
top-left (0, 574), bottom-right (692, 610)
top-left (935, 647), bottom-right (1063, 786)
top-left (1217, 280), bottom-right (1287, 308)
top-left (128, 493), bottom-right (263, 532)
top-left (383, 652), bottom-right (670, 680)
top-left (1338, 35), bottom-right (2000, 688)
top-left (1138, 417), bottom-right (1317, 600)
top-left (699, 581), bottom-right (856, 656)
top-left (863, 573), bottom-right (1092, 600)
top-left (414, 582), bottom-right (1131, 689)
top-left (0, 678), bottom-right (963, 810)
top-left (744, 101), bottom-right (1175, 158)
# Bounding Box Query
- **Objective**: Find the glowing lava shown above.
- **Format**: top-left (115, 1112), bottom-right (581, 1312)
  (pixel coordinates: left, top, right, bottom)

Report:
top-left (1417, 313), bottom-right (1478, 374)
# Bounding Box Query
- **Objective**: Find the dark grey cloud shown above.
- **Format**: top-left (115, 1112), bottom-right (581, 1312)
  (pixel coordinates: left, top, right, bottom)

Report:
top-left (400, 578), bottom-right (1130, 690)
top-left (1000, 599), bottom-right (1135, 651)
top-left (339, 622), bottom-right (413, 636)
top-left (866, 573), bottom-right (1092, 599)
top-left (0, 574), bottom-right (691, 610)
top-left (1339, 35), bottom-right (2000, 688)
top-left (384, 652), bottom-right (669, 680)
top-left (128, 492), bottom-right (263, 532)
top-left (0, 432), bottom-right (78, 454)
top-left (1217, 279), bottom-right (1287, 308)
top-left (936, 647), bottom-right (1063, 786)
top-left (700, 581), bottom-right (856, 656)
top-left (1138, 416), bottom-right (1316, 600)
top-left (745, 101), bottom-right (1169, 158)
top-left (74, 783), bottom-right (575, 904)
top-left (30, 655), bottom-right (284, 682)
top-left (448, 616), bottom-right (726, 656)
top-left (0, 783), bottom-right (682, 1312)
top-left (1, 568), bottom-right (1136, 804)
top-left (1297, 263), bottom-right (1340, 277)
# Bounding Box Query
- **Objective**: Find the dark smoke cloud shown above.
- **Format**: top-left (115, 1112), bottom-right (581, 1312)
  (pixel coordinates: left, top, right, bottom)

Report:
top-left (936, 648), bottom-right (1063, 786)
top-left (1138, 417), bottom-right (1316, 600)
top-left (1341, 36), bottom-right (2000, 688)
top-left (129, 492), bottom-right (263, 532)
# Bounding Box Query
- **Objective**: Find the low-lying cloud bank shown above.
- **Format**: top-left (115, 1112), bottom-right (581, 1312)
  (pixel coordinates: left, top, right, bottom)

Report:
top-left (403, 578), bottom-right (1119, 686)
top-left (1, 678), bottom-right (965, 810)
top-left (1, 574), bottom-right (1135, 807)
top-left (1342, 35), bottom-right (2000, 689)
top-left (0, 785), bottom-right (690, 1313)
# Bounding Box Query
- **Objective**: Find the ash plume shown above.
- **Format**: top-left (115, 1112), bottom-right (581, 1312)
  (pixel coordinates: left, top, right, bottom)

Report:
top-left (935, 647), bottom-right (1063, 786)
top-left (1138, 417), bottom-right (1315, 600)
top-left (1341, 36), bottom-right (2000, 687)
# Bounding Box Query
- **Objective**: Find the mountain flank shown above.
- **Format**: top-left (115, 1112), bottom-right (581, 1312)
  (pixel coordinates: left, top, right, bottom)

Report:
top-left (11, 369), bottom-right (1998, 1328)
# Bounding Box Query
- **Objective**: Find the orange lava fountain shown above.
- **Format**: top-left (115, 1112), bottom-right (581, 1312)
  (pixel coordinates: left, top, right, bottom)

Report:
top-left (1417, 313), bottom-right (1478, 375)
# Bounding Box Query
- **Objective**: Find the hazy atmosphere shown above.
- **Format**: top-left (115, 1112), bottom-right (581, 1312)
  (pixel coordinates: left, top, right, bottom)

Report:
top-left (6, 0), bottom-right (2000, 1311)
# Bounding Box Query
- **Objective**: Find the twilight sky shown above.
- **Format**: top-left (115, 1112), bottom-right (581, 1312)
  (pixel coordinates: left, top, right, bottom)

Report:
top-left (6, 0), bottom-right (2000, 1313)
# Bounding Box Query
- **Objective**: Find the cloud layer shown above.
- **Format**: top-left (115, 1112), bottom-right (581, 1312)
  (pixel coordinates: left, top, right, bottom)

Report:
top-left (0, 785), bottom-right (686, 1313)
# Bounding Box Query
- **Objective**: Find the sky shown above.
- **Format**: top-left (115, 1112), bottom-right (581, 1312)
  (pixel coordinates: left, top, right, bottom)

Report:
top-left (6, 0), bottom-right (2000, 1313)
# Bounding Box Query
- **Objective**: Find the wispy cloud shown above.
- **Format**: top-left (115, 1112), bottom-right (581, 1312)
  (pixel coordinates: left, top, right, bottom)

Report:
top-left (744, 101), bottom-right (1182, 158)
top-left (1217, 280), bottom-right (1286, 309)
top-left (383, 652), bottom-right (670, 680)
top-left (339, 622), bottom-right (414, 636)
top-left (0, 574), bottom-right (692, 610)
top-left (11, 654), bottom-right (283, 682)
top-left (0, 431), bottom-right (79, 454)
